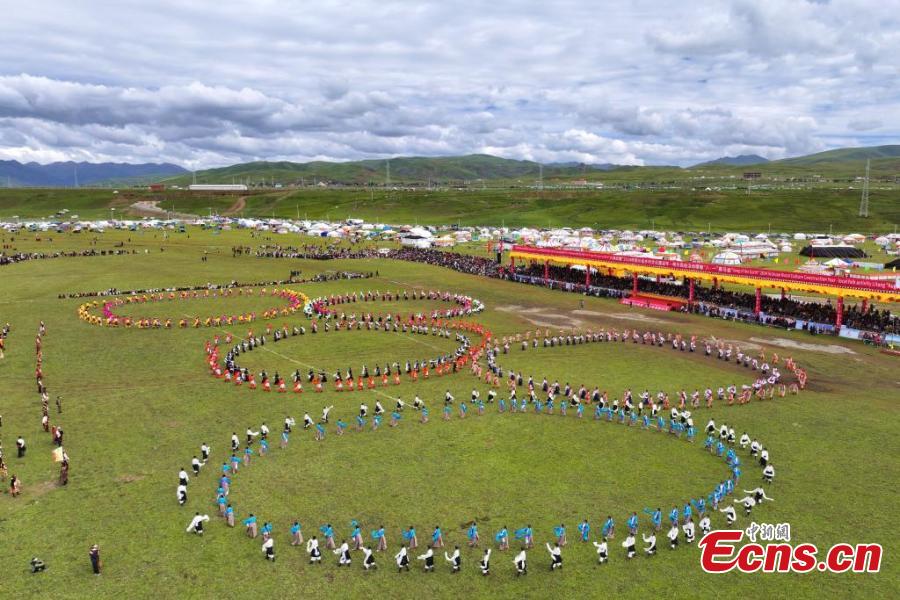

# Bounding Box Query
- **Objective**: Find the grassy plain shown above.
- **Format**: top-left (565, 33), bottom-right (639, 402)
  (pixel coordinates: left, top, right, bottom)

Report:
top-left (0, 229), bottom-right (897, 598)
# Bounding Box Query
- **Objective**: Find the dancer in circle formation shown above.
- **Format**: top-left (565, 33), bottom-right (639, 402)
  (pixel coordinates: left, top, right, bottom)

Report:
top-left (77, 287), bottom-right (307, 329)
top-left (185, 328), bottom-right (783, 575)
top-left (70, 284), bottom-right (791, 576)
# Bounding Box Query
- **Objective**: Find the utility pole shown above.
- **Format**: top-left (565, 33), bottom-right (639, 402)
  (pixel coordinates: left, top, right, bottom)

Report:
top-left (858, 159), bottom-right (870, 217)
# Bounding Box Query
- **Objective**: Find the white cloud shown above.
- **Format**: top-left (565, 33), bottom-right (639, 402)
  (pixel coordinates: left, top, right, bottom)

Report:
top-left (0, 0), bottom-right (897, 168)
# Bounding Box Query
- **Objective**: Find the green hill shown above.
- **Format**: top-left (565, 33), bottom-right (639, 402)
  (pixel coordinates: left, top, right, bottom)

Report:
top-left (161, 154), bottom-right (564, 187)
top-left (773, 144), bottom-right (900, 166)
top-left (160, 145), bottom-right (900, 188)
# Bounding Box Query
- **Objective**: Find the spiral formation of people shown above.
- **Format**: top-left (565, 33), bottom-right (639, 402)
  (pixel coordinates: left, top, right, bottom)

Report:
top-left (1, 226), bottom-right (894, 600)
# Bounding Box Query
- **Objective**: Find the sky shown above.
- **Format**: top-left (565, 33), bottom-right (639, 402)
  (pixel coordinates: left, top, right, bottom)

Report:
top-left (0, 0), bottom-right (898, 168)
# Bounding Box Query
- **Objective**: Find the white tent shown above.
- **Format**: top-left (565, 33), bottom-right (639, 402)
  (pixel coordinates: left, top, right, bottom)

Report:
top-left (712, 251), bottom-right (742, 265)
top-left (824, 258), bottom-right (851, 268)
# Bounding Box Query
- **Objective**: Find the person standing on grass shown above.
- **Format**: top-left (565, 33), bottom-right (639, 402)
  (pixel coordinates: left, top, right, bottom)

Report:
top-left (350, 522), bottom-right (363, 550)
top-left (402, 526), bottom-right (418, 549)
top-left (546, 542), bottom-right (563, 569)
top-left (395, 546), bottom-right (410, 571)
top-left (480, 548), bottom-right (491, 575)
top-left (445, 546), bottom-right (461, 573)
top-left (417, 547), bottom-right (435, 572)
top-left (89, 544), bottom-right (101, 575)
top-left (335, 540), bottom-right (352, 566)
top-left (59, 457), bottom-right (69, 486)
top-left (307, 536), bottom-right (322, 563)
top-left (593, 538), bottom-right (608, 563)
top-left (374, 526), bottom-right (387, 551)
top-left (495, 526), bottom-right (509, 550)
top-left (600, 515), bottom-right (616, 539)
top-left (577, 519), bottom-right (590, 542)
top-left (362, 545), bottom-right (376, 570)
top-left (643, 532), bottom-right (657, 555)
top-left (554, 524), bottom-right (566, 547)
top-left (320, 524), bottom-right (336, 549)
top-left (513, 547), bottom-right (527, 576)
top-left (467, 522), bottom-right (479, 547)
top-left (290, 521), bottom-right (303, 545)
top-left (262, 537), bottom-right (275, 561)
top-left (243, 514), bottom-right (258, 538)
top-left (186, 513), bottom-right (209, 535)
top-left (431, 525), bottom-right (444, 548)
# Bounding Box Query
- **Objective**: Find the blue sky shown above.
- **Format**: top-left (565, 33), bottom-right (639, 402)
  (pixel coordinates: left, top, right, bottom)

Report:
top-left (0, 0), bottom-right (897, 168)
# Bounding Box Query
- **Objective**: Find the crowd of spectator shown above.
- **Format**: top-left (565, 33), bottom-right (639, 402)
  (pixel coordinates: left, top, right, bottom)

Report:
top-left (1, 249), bottom-right (133, 267)
top-left (253, 245), bottom-right (898, 336)
top-left (516, 263), bottom-right (898, 335)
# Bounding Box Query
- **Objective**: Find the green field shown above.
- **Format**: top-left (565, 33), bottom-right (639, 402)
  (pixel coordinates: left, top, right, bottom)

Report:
top-left (2, 186), bottom-right (899, 232)
top-left (0, 228), bottom-right (898, 599)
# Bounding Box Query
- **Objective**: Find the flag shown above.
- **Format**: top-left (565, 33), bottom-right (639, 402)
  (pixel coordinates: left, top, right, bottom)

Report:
top-left (52, 447), bottom-right (65, 462)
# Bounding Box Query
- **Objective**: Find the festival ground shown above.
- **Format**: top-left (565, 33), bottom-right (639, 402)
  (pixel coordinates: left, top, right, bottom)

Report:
top-left (0, 229), bottom-right (897, 599)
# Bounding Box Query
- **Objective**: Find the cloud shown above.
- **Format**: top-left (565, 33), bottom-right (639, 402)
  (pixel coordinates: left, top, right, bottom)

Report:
top-left (847, 119), bottom-right (882, 132)
top-left (0, 0), bottom-right (897, 168)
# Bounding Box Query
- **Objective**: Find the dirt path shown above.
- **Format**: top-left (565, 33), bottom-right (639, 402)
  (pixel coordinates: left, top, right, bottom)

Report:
top-left (223, 195), bottom-right (247, 216)
top-left (130, 200), bottom-right (197, 219)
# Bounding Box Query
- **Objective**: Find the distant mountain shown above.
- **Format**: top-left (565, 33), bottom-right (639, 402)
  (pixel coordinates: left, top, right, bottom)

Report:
top-left (693, 154), bottom-right (769, 167)
top-left (771, 144), bottom-right (900, 166)
top-left (546, 161), bottom-right (620, 171)
top-left (0, 160), bottom-right (187, 187)
top-left (7, 144), bottom-right (897, 188)
top-left (161, 154), bottom-right (629, 186)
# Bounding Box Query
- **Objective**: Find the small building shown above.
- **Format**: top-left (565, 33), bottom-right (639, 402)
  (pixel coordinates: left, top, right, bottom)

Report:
top-left (743, 172), bottom-right (762, 180)
top-left (188, 184), bottom-right (248, 192)
top-left (148, 184), bottom-right (166, 192)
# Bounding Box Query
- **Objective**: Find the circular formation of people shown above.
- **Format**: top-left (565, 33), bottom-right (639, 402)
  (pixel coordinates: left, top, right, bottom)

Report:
top-left (178, 287), bottom-right (797, 576)
top-left (6, 282), bottom-right (804, 578)
top-left (77, 286), bottom-right (308, 329)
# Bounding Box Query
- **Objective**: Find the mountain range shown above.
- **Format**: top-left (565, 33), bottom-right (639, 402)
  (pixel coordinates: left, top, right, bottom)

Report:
top-left (0, 160), bottom-right (187, 187)
top-left (693, 154), bottom-right (769, 167)
top-left (161, 145), bottom-right (900, 186)
top-left (1, 145), bottom-right (898, 187)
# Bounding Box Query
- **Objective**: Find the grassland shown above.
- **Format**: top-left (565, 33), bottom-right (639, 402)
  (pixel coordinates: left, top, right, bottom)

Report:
top-left (0, 228), bottom-right (897, 598)
top-left (2, 186), bottom-right (899, 233)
